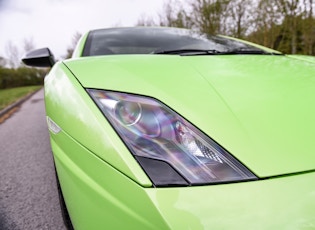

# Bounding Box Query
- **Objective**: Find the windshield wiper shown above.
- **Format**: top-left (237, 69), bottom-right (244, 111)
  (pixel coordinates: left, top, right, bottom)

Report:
top-left (154, 49), bottom-right (221, 55)
top-left (218, 49), bottom-right (283, 55)
top-left (154, 48), bottom-right (283, 56)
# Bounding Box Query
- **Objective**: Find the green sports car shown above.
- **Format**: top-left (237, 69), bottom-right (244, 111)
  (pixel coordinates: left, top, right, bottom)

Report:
top-left (22, 27), bottom-right (315, 229)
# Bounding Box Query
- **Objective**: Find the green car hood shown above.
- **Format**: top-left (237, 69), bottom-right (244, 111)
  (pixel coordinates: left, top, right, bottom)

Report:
top-left (64, 55), bottom-right (315, 178)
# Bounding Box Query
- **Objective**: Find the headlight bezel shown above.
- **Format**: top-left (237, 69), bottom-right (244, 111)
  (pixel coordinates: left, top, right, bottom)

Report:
top-left (87, 89), bottom-right (257, 187)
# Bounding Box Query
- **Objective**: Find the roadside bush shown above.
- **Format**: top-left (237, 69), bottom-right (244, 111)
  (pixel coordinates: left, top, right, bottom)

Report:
top-left (0, 67), bottom-right (46, 89)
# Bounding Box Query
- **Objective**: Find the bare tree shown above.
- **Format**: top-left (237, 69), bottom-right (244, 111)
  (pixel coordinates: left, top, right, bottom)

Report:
top-left (248, 0), bottom-right (283, 48)
top-left (0, 56), bottom-right (7, 67)
top-left (276, 0), bottom-right (301, 53)
top-left (136, 0), bottom-right (191, 28)
top-left (302, 0), bottom-right (315, 54)
top-left (64, 32), bottom-right (82, 59)
top-left (135, 0), bottom-right (315, 55)
top-left (225, 0), bottom-right (256, 38)
top-left (137, 14), bottom-right (157, 26)
top-left (5, 41), bottom-right (20, 69)
top-left (188, 0), bottom-right (231, 34)
top-left (23, 37), bottom-right (35, 53)
top-left (158, 0), bottom-right (191, 28)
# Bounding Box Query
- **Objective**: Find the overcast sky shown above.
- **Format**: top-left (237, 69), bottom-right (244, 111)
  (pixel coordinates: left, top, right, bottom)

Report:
top-left (0, 0), bottom-right (178, 60)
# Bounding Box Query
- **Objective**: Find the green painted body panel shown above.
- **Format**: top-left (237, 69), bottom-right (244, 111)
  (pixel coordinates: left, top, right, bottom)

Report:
top-left (64, 55), bottom-right (315, 178)
top-left (72, 32), bottom-right (89, 58)
top-left (50, 130), bottom-right (169, 230)
top-left (50, 124), bottom-right (315, 229)
top-left (146, 172), bottom-right (315, 229)
top-left (45, 62), bottom-right (151, 186)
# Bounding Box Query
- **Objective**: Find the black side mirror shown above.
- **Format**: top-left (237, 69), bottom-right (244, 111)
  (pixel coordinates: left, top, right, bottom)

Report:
top-left (22, 48), bottom-right (55, 67)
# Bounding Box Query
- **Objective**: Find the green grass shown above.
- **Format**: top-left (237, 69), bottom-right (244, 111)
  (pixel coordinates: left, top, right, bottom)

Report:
top-left (0, 86), bottom-right (42, 111)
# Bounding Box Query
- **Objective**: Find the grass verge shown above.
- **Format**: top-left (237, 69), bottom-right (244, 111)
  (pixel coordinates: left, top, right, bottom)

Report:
top-left (0, 86), bottom-right (42, 111)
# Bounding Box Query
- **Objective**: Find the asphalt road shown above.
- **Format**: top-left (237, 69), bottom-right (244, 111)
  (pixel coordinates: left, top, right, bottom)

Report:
top-left (0, 89), bottom-right (67, 230)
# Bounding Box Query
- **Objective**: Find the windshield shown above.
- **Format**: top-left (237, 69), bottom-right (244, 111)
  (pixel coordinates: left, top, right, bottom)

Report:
top-left (83, 27), bottom-right (265, 56)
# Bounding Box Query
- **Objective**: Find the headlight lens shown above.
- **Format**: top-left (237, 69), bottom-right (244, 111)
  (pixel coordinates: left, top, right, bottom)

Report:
top-left (88, 89), bottom-right (256, 186)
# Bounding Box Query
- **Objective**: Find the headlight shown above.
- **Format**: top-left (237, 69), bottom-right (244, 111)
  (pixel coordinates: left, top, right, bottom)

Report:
top-left (87, 89), bottom-right (256, 186)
